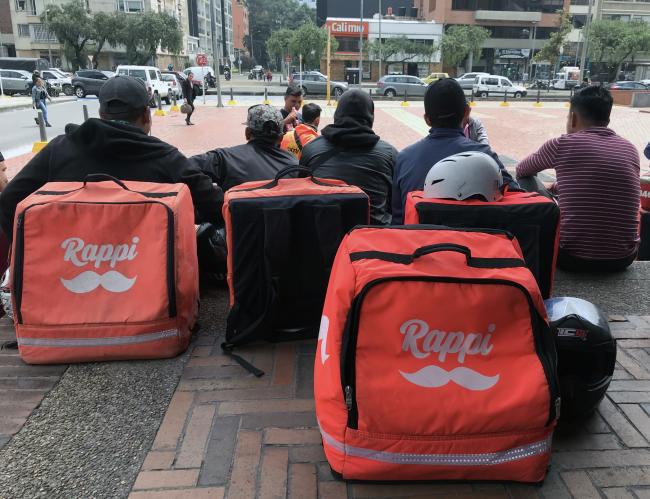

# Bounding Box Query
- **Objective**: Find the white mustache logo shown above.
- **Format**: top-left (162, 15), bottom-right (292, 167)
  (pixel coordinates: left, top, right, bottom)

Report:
top-left (60, 271), bottom-right (137, 294)
top-left (400, 365), bottom-right (500, 391)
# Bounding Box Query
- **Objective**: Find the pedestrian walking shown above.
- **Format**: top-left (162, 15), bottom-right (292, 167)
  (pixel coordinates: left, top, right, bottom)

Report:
top-left (181, 72), bottom-right (196, 126)
top-left (32, 77), bottom-right (52, 127)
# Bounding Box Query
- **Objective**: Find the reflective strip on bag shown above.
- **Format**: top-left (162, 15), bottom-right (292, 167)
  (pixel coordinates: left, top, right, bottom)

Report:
top-left (319, 425), bottom-right (551, 466)
top-left (17, 329), bottom-right (179, 347)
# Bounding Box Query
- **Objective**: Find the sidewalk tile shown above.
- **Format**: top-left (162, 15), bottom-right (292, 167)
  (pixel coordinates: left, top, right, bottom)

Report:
top-left (133, 470), bottom-right (200, 490)
top-left (288, 463), bottom-right (317, 499)
top-left (603, 488), bottom-right (636, 499)
top-left (553, 450), bottom-right (650, 469)
top-left (609, 392), bottom-right (650, 403)
top-left (561, 471), bottom-right (600, 498)
top-left (289, 445), bottom-right (326, 463)
top-left (620, 403), bottom-right (650, 441)
top-left (272, 343), bottom-right (297, 386)
top-left (196, 386), bottom-right (292, 403)
top-left (597, 397), bottom-right (648, 447)
top-left (352, 483), bottom-right (473, 497)
top-left (129, 486), bottom-right (224, 499)
top-left (241, 412), bottom-right (316, 430)
top-left (259, 447), bottom-right (289, 499)
top-left (176, 405), bottom-right (217, 469)
top-left (319, 481), bottom-right (348, 499)
top-left (264, 428), bottom-right (321, 445)
top-left (218, 399), bottom-right (314, 415)
top-left (151, 391), bottom-right (194, 451)
top-left (226, 431), bottom-right (261, 499)
top-left (142, 451), bottom-right (176, 471)
top-left (589, 466), bottom-right (650, 487)
top-left (198, 415), bottom-right (240, 486)
top-left (615, 349), bottom-right (650, 380)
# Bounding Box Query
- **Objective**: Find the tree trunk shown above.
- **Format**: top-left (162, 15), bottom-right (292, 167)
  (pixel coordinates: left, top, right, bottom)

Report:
top-left (467, 50), bottom-right (473, 73)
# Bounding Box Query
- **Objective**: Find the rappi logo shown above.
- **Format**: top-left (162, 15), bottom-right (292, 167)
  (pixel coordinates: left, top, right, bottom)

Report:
top-left (59, 237), bottom-right (139, 294)
top-left (399, 319), bottom-right (500, 391)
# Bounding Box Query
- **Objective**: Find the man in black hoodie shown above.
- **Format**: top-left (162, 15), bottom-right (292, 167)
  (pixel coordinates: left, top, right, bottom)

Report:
top-left (300, 90), bottom-right (397, 225)
top-left (0, 76), bottom-right (222, 240)
top-left (190, 104), bottom-right (297, 191)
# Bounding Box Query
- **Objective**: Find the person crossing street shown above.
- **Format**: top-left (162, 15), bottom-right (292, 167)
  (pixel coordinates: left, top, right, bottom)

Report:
top-left (182, 72), bottom-right (196, 126)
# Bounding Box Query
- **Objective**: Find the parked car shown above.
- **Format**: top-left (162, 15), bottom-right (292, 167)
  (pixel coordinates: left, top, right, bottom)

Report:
top-left (289, 72), bottom-right (348, 96)
top-left (50, 67), bottom-right (73, 77)
top-left (473, 75), bottom-right (527, 98)
top-left (421, 72), bottom-right (449, 85)
top-left (608, 81), bottom-right (648, 90)
top-left (0, 57), bottom-right (49, 73)
top-left (72, 69), bottom-right (113, 98)
top-left (184, 66), bottom-right (215, 87)
top-left (0, 68), bottom-right (31, 95)
top-left (116, 65), bottom-right (170, 104)
top-left (165, 70), bottom-right (203, 98)
top-left (376, 75), bottom-right (429, 97)
top-left (455, 72), bottom-right (489, 90)
top-left (41, 68), bottom-right (73, 96)
top-left (161, 72), bottom-right (182, 100)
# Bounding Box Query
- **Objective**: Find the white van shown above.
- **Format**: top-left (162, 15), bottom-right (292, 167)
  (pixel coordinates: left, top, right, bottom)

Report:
top-left (473, 75), bottom-right (527, 98)
top-left (115, 65), bottom-right (171, 104)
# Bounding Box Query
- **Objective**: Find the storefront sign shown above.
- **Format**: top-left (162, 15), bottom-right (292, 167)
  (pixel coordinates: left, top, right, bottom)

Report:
top-left (326, 20), bottom-right (369, 37)
top-left (495, 49), bottom-right (531, 59)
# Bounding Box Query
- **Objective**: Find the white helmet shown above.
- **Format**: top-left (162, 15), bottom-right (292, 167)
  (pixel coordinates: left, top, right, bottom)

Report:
top-left (423, 151), bottom-right (504, 202)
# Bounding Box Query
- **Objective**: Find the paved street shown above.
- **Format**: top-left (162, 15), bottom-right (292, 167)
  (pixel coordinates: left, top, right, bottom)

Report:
top-left (1, 100), bottom-right (650, 498)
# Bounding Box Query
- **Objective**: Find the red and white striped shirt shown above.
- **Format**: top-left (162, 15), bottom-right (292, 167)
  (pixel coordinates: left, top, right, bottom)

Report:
top-left (516, 127), bottom-right (640, 260)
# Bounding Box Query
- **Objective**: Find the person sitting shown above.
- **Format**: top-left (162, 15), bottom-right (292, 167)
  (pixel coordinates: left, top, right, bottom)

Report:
top-left (392, 78), bottom-right (519, 224)
top-left (299, 89), bottom-right (397, 225)
top-left (516, 85), bottom-right (640, 272)
top-left (280, 103), bottom-right (321, 159)
top-left (0, 75), bottom-right (223, 241)
top-left (281, 85), bottom-right (303, 132)
top-left (191, 104), bottom-right (297, 191)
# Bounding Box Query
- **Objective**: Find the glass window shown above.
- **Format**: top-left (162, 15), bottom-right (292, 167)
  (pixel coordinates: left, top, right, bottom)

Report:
top-left (336, 37), bottom-right (360, 52)
top-left (487, 77), bottom-right (499, 85)
top-left (17, 24), bottom-right (30, 37)
top-left (501, 79), bottom-right (512, 86)
top-left (117, 0), bottom-right (144, 12)
top-left (130, 69), bottom-right (147, 81)
top-left (453, 0), bottom-right (563, 13)
top-left (149, 69), bottom-right (157, 80)
top-left (117, 69), bottom-right (129, 76)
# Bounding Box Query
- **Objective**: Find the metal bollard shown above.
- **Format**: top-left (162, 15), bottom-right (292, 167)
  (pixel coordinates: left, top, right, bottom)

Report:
top-left (533, 87), bottom-right (542, 107)
top-left (500, 89), bottom-right (509, 107)
top-left (470, 91), bottom-right (475, 107)
top-left (154, 93), bottom-right (167, 116)
top-left (401, 88), bottom-right (409, 107)
top-left (37, 110), bottom-right (47, 142)
top-left (263, 86), bottom-right (270, 104)
top-left (228, 87), bottom-right (237, 106)
top-left (83, 104), bottom-right (89, 121)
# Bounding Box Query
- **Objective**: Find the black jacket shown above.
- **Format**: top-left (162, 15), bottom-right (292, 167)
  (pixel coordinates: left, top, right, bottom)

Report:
top-left (299, 90), bottom-right (397, 225)
top-left (181, 78), bottom-right (194, 103)
top-left (0, 118), bottom-right (222, 239)
top-left (190, 139), bottom-right (298, 192)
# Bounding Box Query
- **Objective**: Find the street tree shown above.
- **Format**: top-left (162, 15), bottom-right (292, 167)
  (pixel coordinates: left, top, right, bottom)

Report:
top-left (266, 29), bottom-right (295, 70)
top-left (367, 36), bottom-right (438, 73)
top-left (43, 0), bottom-right (94, 70)
top-left (534, 10), bottom-right (572, 70)
top-left (288, 23), bottom-right (337, 70)
top-left (589, 19), bottom-right (650, 81)
top-left (116, 12), bottom-right (183, 65)
top-left (245, 0), bottom-right (316, 66)
top-left (441, 25), bottom-right (490, 72)
top-left (88, 12), bottom-right (123, 68)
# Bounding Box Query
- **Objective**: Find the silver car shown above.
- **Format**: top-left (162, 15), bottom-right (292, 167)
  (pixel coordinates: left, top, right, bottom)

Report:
top-left (455, 72), bottom-right (489, 90)
top-left (292, 72), bottom-right (348, 96)
top-left (376, 75), bottom-right (428, 97)
top-left (0, 69), bottom-right (31, 96)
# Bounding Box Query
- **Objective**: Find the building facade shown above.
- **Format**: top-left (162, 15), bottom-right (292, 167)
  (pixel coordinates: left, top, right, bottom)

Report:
top-left (0, 0), bottom-right (15, 57)
top-left (231, 0), bottom-right (248, 65)
top-left (321, 15), bottom-right (442, 81)
top-left (424, 0), bottom-right (571, 78)
top-left (187, 0), bottom-right (233, 68)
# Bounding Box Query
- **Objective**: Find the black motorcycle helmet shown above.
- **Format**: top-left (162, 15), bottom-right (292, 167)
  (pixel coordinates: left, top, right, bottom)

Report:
top-left (545, 297), bottom-right (616, 424)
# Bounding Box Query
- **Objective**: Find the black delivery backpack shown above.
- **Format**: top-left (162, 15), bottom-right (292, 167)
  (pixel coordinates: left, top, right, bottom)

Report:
top-left (404, 190), bottom-right (560, 298)
top-left (222, 167), bottom-right (369, 356)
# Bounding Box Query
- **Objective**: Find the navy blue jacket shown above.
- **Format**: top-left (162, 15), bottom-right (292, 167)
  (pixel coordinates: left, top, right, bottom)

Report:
top-left (644, 142), bottom-right (650, 160)
top-left (392, 128), bottom-right (519, 224)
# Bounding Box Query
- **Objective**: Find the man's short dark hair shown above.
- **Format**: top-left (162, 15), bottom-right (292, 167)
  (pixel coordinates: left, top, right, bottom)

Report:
top-left (424, 78), bottom-right (467, 128)
top-left (285, 85), bottom-right (303, 98)
top-left (302, 103), bottom-right (321, 124)
top-left (570, 85), bottom-right (613, 126)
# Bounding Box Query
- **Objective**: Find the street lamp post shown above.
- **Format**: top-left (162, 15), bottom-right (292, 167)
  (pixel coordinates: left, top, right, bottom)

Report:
top-left (358, 0), bottom-right (363, 86)
top-left (378, 0), bottom-right (382, 79)
top-left (45, 6), bottom-right (53, 66)
top-left (208, 0), bottom-right (224, 107)
top-left (579, 0), bottom-right (594, 82)
top-left (529, 22), bottom-right (537, 81)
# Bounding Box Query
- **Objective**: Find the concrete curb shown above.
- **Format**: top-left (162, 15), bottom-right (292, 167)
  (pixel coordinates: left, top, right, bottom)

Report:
top-left (0, 96), bottom-right (77, 114)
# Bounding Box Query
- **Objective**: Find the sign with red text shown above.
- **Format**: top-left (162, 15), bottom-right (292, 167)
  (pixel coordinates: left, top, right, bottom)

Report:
top-left (326, 19), bottom-right (369, 37)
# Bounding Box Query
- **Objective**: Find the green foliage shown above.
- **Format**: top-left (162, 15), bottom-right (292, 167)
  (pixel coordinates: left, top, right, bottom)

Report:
top-left (441, 25), bottom-right (490, 69)
top-left (246, 0), bottom-right (316, 65)
top-left (43, 0), bottom-right (93, 70)
top-left (115, 12), bottom-right (183, 65)
top-left (266, 29), bottom-right (294, 64)
top-left (289, 23), bottom-right (336, 69)
top-left (367, 36), bottom-right (438, 64)
top-left (534, 10), bottom-right (572, 66)
top-left (588, 19), bottom-right (650, 80)
top-left (88, 12), bottom-right (123, 68)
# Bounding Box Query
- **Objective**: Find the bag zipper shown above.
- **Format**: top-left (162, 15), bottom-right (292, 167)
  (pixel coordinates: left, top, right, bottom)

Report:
top-left (14, 200), bottom-right (176, 324)
top-left (340, 276), bottom-right (559, 430)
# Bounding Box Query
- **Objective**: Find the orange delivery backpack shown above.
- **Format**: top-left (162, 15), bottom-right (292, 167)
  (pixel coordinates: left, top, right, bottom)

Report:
top-left (403, 190), bottom-right (560, 298)
top-left (314, 225), bottom-right (559, 483)
top-left (11, 175), bottom-right (199, 364)
top-left (222, 167), bottom-right (369, 358)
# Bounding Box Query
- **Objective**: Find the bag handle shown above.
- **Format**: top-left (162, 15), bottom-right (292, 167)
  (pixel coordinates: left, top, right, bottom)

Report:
top-left (350, 243), bottom-right (526, 269)
top-left (83, 174), bottom-right (130, 191)
top-left (274, 166), bottom-right (312, 180)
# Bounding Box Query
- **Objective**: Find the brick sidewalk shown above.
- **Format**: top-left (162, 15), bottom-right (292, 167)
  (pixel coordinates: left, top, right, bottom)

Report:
top-left (127, 289), bottom-right (650, 499)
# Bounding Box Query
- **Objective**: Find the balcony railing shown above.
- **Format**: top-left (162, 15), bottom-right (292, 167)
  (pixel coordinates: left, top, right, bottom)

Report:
top-left (31, 24), bottom-right (57, 42)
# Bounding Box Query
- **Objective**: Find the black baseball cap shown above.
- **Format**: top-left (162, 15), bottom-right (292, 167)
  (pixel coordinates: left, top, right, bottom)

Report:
top-left (99, 75), bottom-right (150, 115)
top-left (424, 78), bottom-right (467, 124)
